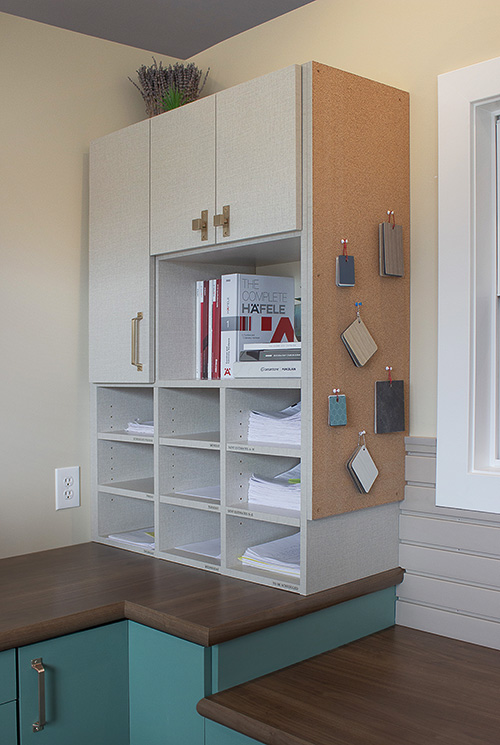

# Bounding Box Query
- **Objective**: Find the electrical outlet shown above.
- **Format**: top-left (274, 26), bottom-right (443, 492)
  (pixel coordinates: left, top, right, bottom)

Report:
top-left (55, 466), bottom-right (80, 510)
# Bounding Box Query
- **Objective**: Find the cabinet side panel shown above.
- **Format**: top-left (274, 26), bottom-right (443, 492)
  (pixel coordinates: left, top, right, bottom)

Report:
top-left (212, 588), bottom-right (395, 692)
top-left (129, 621), bottom-right (210, 745)
top-left (311, 63), bottom-right (410, 519)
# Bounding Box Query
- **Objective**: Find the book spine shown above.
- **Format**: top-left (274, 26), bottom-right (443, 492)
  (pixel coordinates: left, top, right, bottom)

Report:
top-left (195, 281), bottom-right (203, 379)
top-left (207, 279), bottom-right (214, 380)
top-left (201, 280), bottom-right (209, 379)
top-left (221, 274), bottom-right (239, 378)
top-left (212, 278), bottom-right (221, 379)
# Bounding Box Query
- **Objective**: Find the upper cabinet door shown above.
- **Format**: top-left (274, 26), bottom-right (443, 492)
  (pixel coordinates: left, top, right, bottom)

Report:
top-left (215, 65), bottom-right (302, 244)
top-left (150, 96), bottom-right (216, 255)
top-left (89, 119), bottom-right (153, 383)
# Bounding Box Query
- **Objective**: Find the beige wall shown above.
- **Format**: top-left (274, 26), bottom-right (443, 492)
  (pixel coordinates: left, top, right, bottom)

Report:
top-left (3, 1), bottom-right (500, 559)
top-left (0, 12), bottom-right (177, 559)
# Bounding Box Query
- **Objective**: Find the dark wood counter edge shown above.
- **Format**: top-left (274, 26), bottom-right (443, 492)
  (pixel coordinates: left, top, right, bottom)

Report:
top-left (202, 566), bottom-right (403, 646)
top-left (121, 567), bottom-right (403, 646)
top-left (0, 603), bottom-right (126, 652)
top-left (197, 701), bottom-right (310, 745)
top-left (0, 568), bottom-right (402, 651)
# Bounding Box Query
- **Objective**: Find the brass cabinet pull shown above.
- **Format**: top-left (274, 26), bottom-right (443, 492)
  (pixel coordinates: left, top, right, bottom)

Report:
top-left (31, 658), bottom-right (46, 733)
top-left (131, 312), bottom-right (143, 372)
top-left (213, 205), bottom-right (230, 237)
top-left (192, 209), bottom-right (208, 241)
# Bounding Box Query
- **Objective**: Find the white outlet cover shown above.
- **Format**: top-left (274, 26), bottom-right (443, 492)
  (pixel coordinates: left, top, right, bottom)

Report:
top-left (55, 466), bottom-right (80, 510)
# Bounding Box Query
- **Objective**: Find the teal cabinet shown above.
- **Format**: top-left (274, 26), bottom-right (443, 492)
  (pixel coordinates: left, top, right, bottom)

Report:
top-left (0, 701), bottom-right (18, 744)
top-left (0, 649), bottom-right (17, 745)
top-left (211, 588), bottom-right (396, 691)
top-left (18, 622), bottom-right (128, 745)
top-left (0, 648), bottom-right (16, 704)
top-left (128, 621), bottom-right (210, 745)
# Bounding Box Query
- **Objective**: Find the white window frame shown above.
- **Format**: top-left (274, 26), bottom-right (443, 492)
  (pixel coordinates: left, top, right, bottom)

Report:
top-left (437, 56), bottom-right (500, 513)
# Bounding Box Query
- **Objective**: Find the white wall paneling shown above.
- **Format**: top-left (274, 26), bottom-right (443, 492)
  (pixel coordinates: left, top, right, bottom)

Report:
top-left (398, 437), bottom-right (500, 649)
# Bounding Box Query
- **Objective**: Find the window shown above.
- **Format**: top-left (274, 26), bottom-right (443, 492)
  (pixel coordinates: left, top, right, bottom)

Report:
top-left (437, 56), bottom-right (500, 513)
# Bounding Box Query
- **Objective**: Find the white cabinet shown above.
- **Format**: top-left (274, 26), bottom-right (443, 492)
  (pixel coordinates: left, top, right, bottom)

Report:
top-left (89, 119), bottom-right (154, 383)
top-left (150, 65), bottom-right (302, 255)
top-left (90, 62), bottom-right (409, 595)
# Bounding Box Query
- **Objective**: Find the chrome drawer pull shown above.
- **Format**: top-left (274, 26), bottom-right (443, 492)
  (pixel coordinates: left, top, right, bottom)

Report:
top-left (131, 312), bottom-right (144, 371)
top-left (31, 657), bottom-right (46, 732)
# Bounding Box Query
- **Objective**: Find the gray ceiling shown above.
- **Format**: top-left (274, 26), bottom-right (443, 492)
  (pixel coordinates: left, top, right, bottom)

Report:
top-left (0, 0), bottom-right (315, 59)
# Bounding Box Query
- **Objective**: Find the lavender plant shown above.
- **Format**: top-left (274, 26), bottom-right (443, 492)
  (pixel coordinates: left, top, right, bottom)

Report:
top-left (129, 59), bottom-right (209, 117)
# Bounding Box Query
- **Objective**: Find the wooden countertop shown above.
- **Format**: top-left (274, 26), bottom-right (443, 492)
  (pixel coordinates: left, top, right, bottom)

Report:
top-left (197, 625), bottom-right (500, 745)
top-left (0, 542), bottom-right (402, 650)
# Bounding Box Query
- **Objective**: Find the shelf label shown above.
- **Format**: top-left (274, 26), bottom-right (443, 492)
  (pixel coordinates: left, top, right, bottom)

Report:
top-left (272, 580), bottom-right (299, 591)
top-left (205, 564), bottom-right (220, 572)
top-left (228, 444), bottom-right (256, 452)
top-left (209, 443), bottom-right (220, 449)
top-left (207, 504), bottom-right (220, 511)
top-left (132, 436), bottom-right (153, 443)
top-left (228, 508), bottom-right (254, 517)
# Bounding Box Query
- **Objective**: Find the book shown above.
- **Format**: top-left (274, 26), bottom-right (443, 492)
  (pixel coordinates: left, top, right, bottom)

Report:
top-left (243, 342), bottom-right (301, 350)
top-left (201, 280), bottom-right (209, 379)
top-left (211, 278), bottom-right (221, 379)
top-left (221, 274), bottom-right (295, 378)
top-left (195, 281), bottom-right (203, 379)
top-left (232, 360), bottom-right (301, 378)
top-left (239, 348), bottom-right (301, 361)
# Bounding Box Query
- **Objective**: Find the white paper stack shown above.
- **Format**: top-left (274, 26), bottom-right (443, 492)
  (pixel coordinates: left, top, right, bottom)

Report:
top-left (125, 419), bottom-right (154, 435)
top-left (248, 463), bottom-right (301, 511)
top-left (174, 537), bottom-right (221, 560)
top-left (247, 402), bottom-right (301, 446)
top-left (239, 531), bottom-right (300, 578)
top-left (107, 528), bottom-right (155, 550)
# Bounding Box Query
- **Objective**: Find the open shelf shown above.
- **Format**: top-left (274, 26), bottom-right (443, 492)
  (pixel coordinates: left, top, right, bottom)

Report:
top-left (225, 516), bottom-right (300, 590)
top-left (97, 440), bottom-right (154, 496)
top-left (159, 446), bottom-right (220, 508)
top-left (97, 493), bottom-right (155, 555)
top-left (226, 452), bottom-right (301, 525)
top-left (96, 387), bottom-right (153, 434)
top-left (158, 503), bottom-right (221, 570)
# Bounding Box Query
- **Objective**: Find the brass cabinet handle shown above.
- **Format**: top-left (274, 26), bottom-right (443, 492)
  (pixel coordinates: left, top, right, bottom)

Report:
top-left (192, 209), bottom-right (208, 241)
top-left (131, 312), bottom-right (143, 372)
top-left (31, 658), bottom-right (46, 733)
top-left (214, 205), bottom-right (230, 237)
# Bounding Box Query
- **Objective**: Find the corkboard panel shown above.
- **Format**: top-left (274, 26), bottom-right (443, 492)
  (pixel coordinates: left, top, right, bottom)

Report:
top-left (310, 63), bottom-right (410, 519)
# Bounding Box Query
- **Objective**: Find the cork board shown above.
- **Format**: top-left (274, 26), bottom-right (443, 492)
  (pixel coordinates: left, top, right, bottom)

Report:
top-left (310, 63), bottom-right (410, 519)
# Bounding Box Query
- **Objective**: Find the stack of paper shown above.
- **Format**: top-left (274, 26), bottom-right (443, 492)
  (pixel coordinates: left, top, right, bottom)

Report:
top-left (248, 463), bottom-right (301, 511)
top-left (239, 531), bottom-right (300, 578)
top-left (248, 402), bottom-right (301, 446)
top-left (174, 537), bottom-right (221, 560)
top-left (125, 419), bottom-right (154, 435)
top-left (107, 528), bottom-right (155, 550)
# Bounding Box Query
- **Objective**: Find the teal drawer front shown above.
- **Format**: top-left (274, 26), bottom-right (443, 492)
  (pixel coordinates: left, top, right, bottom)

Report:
top-left (0, 700), bottom-right (17, 744)
top-left (206, 720), bottom-right (262, 745)
top-left (0, 648), bottom-right (16, 704)
top-left (129, 621), bottom-right (210, 745)
top-left (18, 622), bottom-right (128, 745)
top-left (212, 587), bottom-right (395, 691)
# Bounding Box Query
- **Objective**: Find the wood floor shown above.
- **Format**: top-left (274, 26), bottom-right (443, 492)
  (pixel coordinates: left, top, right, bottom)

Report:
top-left (197, 625), bottom-right (500, 745)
